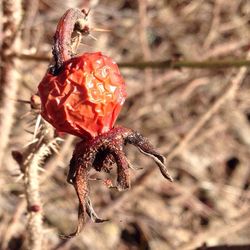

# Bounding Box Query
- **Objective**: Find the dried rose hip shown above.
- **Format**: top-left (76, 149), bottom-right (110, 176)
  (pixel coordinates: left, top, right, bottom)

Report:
top-left (38, 52), bottom-right (126, 138)
top-left (37, 8), bottom-right (172, 238)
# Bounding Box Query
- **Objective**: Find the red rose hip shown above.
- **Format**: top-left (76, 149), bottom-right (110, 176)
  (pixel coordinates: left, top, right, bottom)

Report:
top-left (38, 52), bottom-right (126, 138)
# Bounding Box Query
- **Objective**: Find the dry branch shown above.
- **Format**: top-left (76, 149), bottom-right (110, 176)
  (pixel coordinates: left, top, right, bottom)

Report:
top-left (0, 0), bottom-right (23, 166)
top-left (9, 53), bottom-right (250, 69)
top-left (12, 116), bottom-right (60, 250)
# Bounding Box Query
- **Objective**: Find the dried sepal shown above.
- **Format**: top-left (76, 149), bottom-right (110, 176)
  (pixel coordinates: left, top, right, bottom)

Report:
top-left (125, 132), bottom-right (173, 182)
top-left (64, 127), bottom-right (172, 237)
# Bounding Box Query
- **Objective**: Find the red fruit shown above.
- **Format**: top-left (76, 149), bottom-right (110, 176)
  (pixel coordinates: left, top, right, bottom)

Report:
top-left (38, 52), bottom-right (127, 138)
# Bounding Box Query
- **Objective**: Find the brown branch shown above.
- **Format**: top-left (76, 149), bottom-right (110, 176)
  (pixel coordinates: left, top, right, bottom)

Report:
top-left (181, 210), bottom-right (250, 250)
top-left (162, 65), bottom-right (248, 164)
top-left (197, 244), bottom-right (250, 250)
top-left (118, 59), bottom-right (250, 69)
top-left (0, 200), bottom-right (26, 250)
top-left (23, 143), bottom-right (47, 250)
top-left (9, 53), bottom-right (250, 68)
top-left (1, 135), bottom-right (74, 249)
top-left (12, 113), bottom-right (60, 250)
top-left (0, 0), bottom-right (23, 166)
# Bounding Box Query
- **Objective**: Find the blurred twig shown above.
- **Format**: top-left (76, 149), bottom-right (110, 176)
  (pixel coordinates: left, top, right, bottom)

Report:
top-left (138, 0), bottom-right (153, 91)
top-left (118, 59), bottom-right (250, 69)
top-left (162, 63), bottom-right (248, 163)
top-left (181, 210), bottom-right (250, 250)
top-left (0, 0), bottom-right (23, 166)
top-left (197, 244), bottom-right (250, 250)
top-left (9, 53), bottom-right (250, 68)
top-left (0, 200), bottom-right (26, 250)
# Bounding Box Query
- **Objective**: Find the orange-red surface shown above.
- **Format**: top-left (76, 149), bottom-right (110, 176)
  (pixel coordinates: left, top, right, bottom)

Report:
top-left (38, 52), bottom-right (127, 138)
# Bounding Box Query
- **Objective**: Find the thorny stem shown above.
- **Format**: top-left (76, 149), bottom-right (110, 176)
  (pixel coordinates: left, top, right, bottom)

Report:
top-left (24, 145), bottom-right (45, 250)
top-left (12, 113), bottom-right (60, 249)
top-left (52, 8), bottom-right (90, 73)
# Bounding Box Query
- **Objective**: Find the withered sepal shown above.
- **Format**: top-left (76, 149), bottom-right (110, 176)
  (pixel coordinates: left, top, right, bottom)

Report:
top-left (65, 127), bottom-right (173, 237)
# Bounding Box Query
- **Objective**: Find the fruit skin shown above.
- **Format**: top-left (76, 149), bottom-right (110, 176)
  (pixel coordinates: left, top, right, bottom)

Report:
top-left (38, 52), bottom-right (127, 138)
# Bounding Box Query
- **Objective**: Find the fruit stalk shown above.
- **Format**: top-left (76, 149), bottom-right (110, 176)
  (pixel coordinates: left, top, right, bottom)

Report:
top-left (52, 8), bottom-right (90, 73)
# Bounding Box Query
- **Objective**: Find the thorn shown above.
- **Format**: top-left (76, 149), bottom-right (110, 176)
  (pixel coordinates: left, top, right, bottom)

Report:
top-left (82, 8), bottom-right (91, 19)
top-left (14, 174), bottom-right (24, 183)
top-left (38, 166), bottom-right (45, 172)
top-left (88, 34), bottom-right (98, 41)
top-left (51, 146), bottom-right (59, 154)
top-left (23, 138), bottom-right (39, 148)
top-left (55, 137), bottom-right (64, 142)
top-left (24, 129), bottom-right (34, 134)
top-left (14, 99), bottom-right (31, 104)
top-left (33, 114), bottom-right (42, 139)
top-left (91, 27), bottom-right (112, 33)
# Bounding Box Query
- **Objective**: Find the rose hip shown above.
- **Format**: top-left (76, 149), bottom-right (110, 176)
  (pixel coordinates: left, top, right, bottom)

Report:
top-left (38, 52), bottom-right (127, 138)
top-left (37, 8), bottom-right (172, 237)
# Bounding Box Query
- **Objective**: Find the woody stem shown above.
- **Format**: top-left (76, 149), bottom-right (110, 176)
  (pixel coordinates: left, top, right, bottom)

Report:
top-left (52, 8), bottom-right (89, 72)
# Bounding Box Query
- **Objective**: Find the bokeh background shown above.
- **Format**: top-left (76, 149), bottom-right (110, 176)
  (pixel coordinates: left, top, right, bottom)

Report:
top-left (1, 0), bottom-right (250, 249)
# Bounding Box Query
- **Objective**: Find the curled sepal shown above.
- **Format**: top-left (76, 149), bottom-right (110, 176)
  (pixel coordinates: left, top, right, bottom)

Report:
top-left (110, 148), bottom-right (130, 191)
top-left (63, 152), bottom-right (108, 238)
top-left (64, 127), bottom-right (173, 237)
top-left (125, 131), bottom-right (173, 182)
top-left (86, 197), bottom-right (109, 223)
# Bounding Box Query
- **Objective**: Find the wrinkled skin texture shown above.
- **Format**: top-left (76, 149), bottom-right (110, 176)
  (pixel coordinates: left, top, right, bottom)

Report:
top-left (38, 52), bottom-right (127, 138)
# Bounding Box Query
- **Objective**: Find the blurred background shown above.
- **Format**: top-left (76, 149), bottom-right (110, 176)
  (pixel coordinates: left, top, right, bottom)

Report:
top-left (1, 0), bottom-right (250, 249)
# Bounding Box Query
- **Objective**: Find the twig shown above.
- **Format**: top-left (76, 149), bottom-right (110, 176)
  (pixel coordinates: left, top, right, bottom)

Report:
top-left (23, 143), bottom-right (47, 250)
top-left (9, 53), bottom-right (250, 69)
top-left (1, 135), bottom-right (74, 249)
top-left (0, 200), bottom-right (26, 250)
top-left (118, 59), bottom-right (250, 69)
top-left (0, 0), bottom-right (23, 166)
top-left (197, 244), bottom-right (250, 250)
top-left (162, 64), bottom-right (248, 164)
top-left (180, 210), bottom-right (250, 250)
top-left (12, 115), bottom-right (60, 250)
top-left (23, 137), bottom-right (61, 250)
top-left (138, 0), bottom-right (153, 91)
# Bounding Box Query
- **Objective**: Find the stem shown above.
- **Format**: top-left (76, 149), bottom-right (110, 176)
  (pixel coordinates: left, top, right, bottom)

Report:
top-left (52, 8), bottom-right (89, 72)
top-left (118, 59), bottom-right (250, 69)
top-left (0, 1), bottom-right (22, 166)
top-left (24, 145), bottom-right (45, 250)
top-left (9, 53), bottom-right (250, 69)
top-left (15, 131), bottom-right (60, 249)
